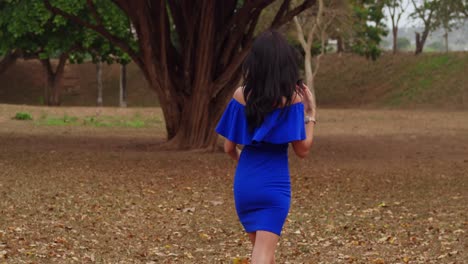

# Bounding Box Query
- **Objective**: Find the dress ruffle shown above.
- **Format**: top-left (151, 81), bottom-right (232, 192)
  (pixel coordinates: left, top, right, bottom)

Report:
top-left (215, 99), bottom-right (306, 145)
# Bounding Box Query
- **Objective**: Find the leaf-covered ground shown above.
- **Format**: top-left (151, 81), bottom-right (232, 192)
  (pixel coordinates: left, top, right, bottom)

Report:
top-left (0, 105), bottom-right (467, 263)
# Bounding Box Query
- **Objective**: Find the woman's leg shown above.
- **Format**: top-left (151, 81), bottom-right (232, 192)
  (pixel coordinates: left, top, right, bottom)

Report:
top-left (248, 232), bottom-right (256, 247)
top-left (251, 231), bottom-right (279, 264)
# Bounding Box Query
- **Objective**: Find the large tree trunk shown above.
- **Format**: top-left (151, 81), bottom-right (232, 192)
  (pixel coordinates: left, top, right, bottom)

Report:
top-left (96, 59), bottom-right (103, 106)
top-left (0, 50), bottom-right (20, 75)
top-left (119, 64), bottom-right (127, 107)
top-left (110, 1), bottom-right (250, 150)
top-left (392, 26), bottom-right (398, 54)
top-left (40, 54), bottom-right (68, 106)
top-left (44, 0), bottom-right (317, 149)
top-left (168, 84), bottom-right (236, 149)
top-left (415, 30), bottom-right (429, 55)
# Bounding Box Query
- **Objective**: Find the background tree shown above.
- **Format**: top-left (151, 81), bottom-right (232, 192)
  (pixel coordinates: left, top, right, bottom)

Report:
top-left (435, 0), bottom-right (467, 53)
top-left (0, 0), bottom-right (84, 105)
top-left (0, 0), bottom-right (132, 105)
top-left (411, 0), bottom-right (467, 54)
top-left (293, 0), bottom-right (350, 104)
top-left (385, 0), bottom-right (409, 54)
top-left (44, 0), bottom-right (317, 150)
top-left (411, 0), bottom-right (439, 55)
top-left (397, 37), bottom-right (411, 50)
top-left (348, 0), bottom-right (388, 60)
top-left (438, 4), bottom-right (456, 53)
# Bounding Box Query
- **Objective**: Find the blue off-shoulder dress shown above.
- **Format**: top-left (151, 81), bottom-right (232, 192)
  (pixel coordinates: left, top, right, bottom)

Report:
top-left (215, 99), bottom-right (306, 236)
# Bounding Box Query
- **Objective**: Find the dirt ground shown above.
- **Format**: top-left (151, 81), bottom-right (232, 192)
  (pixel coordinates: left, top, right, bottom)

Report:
top-left (0, 104), bottom-right (467, 263)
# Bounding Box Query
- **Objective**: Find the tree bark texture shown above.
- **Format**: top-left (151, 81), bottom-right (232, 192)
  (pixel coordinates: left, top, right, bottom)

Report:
top-left (392, 27), bottom-right (398, 54)
top-left (45, 0), bottom-right (317, 149)
top-left (415, 29), bottom-right (430, 55)
top-left (39, 54), bottom-right (68, 106)
top-left (413, 1), bottom-right (435, 55)
top-left (293, 0), bottom-right (326, 108)
top-left (120, 63), bottom-right (127, 107)
top-left (96, 59), bottom-right (103, 106)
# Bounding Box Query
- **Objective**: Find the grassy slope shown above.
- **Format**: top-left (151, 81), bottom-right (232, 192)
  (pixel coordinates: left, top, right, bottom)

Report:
top-left (316, 52), bottom-right (468, 109)
top-left (1, 52), bottom-right (467, 109)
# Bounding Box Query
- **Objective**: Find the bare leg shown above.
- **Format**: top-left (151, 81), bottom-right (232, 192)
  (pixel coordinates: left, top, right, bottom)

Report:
top-left (251, 231), bottom-right (279, 264)
top-left (248, 232), bottom-right (256, 247)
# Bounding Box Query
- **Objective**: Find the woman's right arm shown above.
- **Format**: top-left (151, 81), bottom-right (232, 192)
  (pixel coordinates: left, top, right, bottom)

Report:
top-left (291, 85), bottom-right (316, 159)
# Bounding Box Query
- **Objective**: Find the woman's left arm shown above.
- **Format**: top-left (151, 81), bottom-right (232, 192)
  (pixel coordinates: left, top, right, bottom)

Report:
top-left (224, 139), bottom-right (241, 161)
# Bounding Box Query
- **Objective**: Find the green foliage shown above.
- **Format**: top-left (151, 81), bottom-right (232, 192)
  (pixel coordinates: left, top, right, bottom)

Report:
top-left (385, 54), bottom-right (459, 106)
top-left (35, 113), bottom-right (161, 128)
top-left (82, 114), bottom-right (159, 128)
top-left (13, 112), bottom-right (33, 120)
top-left (397, 37), bottom-right (411, 50)
top-left (349, 0), bottom-right (388, 60)
top-left (37, 114), bottom-right (80, 126)
top-left (0, 0), bottom-right (134, 64)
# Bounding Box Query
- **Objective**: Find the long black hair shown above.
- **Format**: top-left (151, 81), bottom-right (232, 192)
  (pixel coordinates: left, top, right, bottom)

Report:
top-left (242, 29), bottom-right (299, 131)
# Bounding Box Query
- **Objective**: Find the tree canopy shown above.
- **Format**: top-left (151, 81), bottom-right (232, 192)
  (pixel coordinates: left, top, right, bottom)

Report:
top-left (0, 0), bottom-right (133, 105)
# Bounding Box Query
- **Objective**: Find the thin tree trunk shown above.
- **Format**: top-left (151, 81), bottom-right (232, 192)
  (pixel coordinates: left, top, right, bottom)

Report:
top-left (337, 36), bottom-right (344, 54)
top-left (119, 64), bottom-right (127, 107)
top-left (294, 0), bottom-right (323, 108)
top-left (0, 50), bottom-right (20, 75)
top-left (443, 29), bottom-right (449, 53)
top-left (392, 26), bottom-right (398, 54)
top-left (415, 31), bottom-right (429, 55)
top-left (40, 55), bottom-right (67, 106)
top-left (304, 51), bottom-right (313, 90)
top-left (96, 59), bottom-right (103, 106)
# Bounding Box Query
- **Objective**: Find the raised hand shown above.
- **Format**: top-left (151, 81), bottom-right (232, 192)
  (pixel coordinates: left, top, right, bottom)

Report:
top-left (297, 83), bottom-right (316, 118)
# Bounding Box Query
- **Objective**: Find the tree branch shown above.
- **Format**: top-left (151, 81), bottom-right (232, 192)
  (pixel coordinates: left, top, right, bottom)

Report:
top-left (43, 0), bottom-right (142, 68)
top-left (293, 17), bottom-right (308, 50)
top-left (110, 0), bottom-right (131, 15)
top-left (271, 0), bottom-right (317, 29)
top-left (212, 46), bottom-right (251, 98)
top-left (221, 0), bottom-right (275, 45)
top-left (271, 0), bottom-right (292, 27)
top-left (86, 0), bottom-right (104, 26)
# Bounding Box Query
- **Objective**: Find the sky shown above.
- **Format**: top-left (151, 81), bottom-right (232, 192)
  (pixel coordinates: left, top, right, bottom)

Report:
top-left (383, 0), bottom-right (419, 29)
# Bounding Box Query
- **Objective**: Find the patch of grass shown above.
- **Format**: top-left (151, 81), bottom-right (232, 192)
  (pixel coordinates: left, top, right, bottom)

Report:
top-left (384, 54), bottom-right (463, 107)
top-left (32, 110), bottom-right (161, 128)
top-left (81, 114), bottom-right (162, 128)
top-left (36, 114), bottom-right (79, 126)
top-left (13, 112), bottom-right (33, 120)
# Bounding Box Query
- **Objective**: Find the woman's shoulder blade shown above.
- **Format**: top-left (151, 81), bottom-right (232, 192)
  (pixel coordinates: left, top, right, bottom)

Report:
top-left (233, 87), bottom-right (246, 105)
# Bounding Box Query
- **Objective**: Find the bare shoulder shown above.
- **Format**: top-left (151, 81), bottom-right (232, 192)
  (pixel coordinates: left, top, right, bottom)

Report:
top-left (233, 87), bottom-right (246, 105)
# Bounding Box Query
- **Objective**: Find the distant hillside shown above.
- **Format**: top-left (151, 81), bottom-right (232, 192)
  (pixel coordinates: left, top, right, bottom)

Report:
top-left (315, 52), bottom-right (468, 109)
top-left (1, 52), bottom-right (467, 109)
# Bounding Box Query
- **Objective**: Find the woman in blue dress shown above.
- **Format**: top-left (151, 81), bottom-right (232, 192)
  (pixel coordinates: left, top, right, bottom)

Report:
top-left (216, 30), bottom-right (316, 263)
